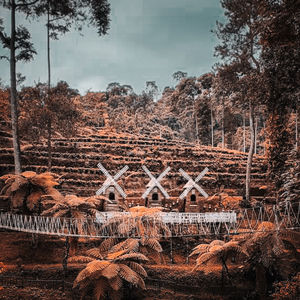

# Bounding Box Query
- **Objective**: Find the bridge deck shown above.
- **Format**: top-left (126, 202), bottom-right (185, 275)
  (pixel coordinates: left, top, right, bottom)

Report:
top-left (0, 202), bottom-right (298, 238)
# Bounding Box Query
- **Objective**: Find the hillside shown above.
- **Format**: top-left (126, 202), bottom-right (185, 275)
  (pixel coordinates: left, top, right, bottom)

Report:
top-left (0, 115), bottom-right (273, 212)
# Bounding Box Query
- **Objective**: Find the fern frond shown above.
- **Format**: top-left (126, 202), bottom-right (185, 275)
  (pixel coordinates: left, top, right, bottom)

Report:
top-left (101, 263), bottom-right (120, 279)
top-left (99, 238), bottom-right (118, 253)
top-left (115, 252), bottom-right (149, 263)
top-left (127, 261), bottom-right (147, 277)
top-left (86, 248), bottom-right (103, 260)
top-left (209, 240), bottom-right (225, 247)
top-left (69, 255), bottom-right (94, 263)
top-left (196, 252), bottom-right (215, 265)
top-left (144, 238), bottom-right (162, 253)
top-left (189, 244), bottom-right (209, 257)
top-left (107, 249), bottom-right (128, 260)
top-left (118, 263), bottom-right (141, 286)
top-left (111, 239), bottom-right (139, 253)
top-left (74, 260), bottom-right (110, 287)
top-left (108, 275), bottom-right (123, 291)
top-left (94, 278), bottom-right (108, 300)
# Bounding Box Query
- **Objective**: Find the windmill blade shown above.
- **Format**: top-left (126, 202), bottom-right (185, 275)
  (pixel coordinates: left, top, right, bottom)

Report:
top-left (114, 182), bottom-right (127, 199)
top-left (156, 181), bottom-right (170, 199)
top-left (183, 179), bottom-right (195, 189)
top-left (179, 168), bottom-right (192, 182)
top-left (97, 162), bottom-right (110, 177)
top-left (180, 183), bottom-right (194, 199)
top-left (114, 165), bottom-right (129, 180)
top-left (194, 184), bottom-right (209, 198)
top-left (142, 186), bottom-right (152, 199)
top-left (96, 182), bottom-right (110, 195)
top-left (142, 165), bottom-right (155, 180)
top-left (157, 166), bottom-right (171, 181)
top-left (146, 178), bottom-right (156, 188)
top-left (195, 167), bottom-right (209, 183)
top-left (179, 188), bottom-right (189, 200)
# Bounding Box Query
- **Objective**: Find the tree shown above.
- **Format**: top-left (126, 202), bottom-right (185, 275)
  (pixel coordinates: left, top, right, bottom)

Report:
top-left (19, 81), bottom-right (80, 168)
top-left (0, 0), bottom-right (111, 173)
top-left (259, 0), bottom-right (300, 189)
top-left (42, 193), bottom-right (105, 273)
top-left (214, 0), bottom-right (266, 204)
top-left (98, 206), bottom-right (171, 263)
top-left (145, 81), bottom-right (158, 100)
top-left (0, 1), bottom-right (37, 174)
top-left (0, 171), bottom-right (61, 214)
top-left (197, 73), bottom-right (215, 146)
top-left (243, 222), bottom-right (300, 299)
top-left (172, 71), bottom-right (187, 82)
top-left (190, 239), bottom-right (248, 286)
top-left (71, 244), bottom-right (148, 300)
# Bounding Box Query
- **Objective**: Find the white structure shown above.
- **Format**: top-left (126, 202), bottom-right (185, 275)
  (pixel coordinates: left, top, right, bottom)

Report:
top-left (96, 163), bottom-right (128, 199)
top-left (179, 167), bottom-right (209, 200)
top-left (142, 166), bottom-right (170, 200)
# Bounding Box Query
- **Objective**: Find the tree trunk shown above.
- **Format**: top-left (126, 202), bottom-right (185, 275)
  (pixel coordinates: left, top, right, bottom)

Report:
top-left (263, 121), bottom-right (266, 155)
top-left (193, 100), bottom-right (199, 143)
top-left (47, 0), bottom-right (51, 89)
top-left (255, 264), bottom-right (267, 300)
top-left (170, 237), bottom-right (173, 264)
top-left (254, 116), bottom-right (258, 154)
top-left (296, 106), bottom-right (298, 149)
top-left (243, 112), bottom-right (246, 152)
top-left (222, 104), bottom-right (225, 148)
top-left (62, 236), bottom-right (70, 275)
top-left (246, 102), bottom-right (255, 204)
top-left (10, 0), bottom-right (21, 174)
top-left (47, 118), bottom-right (52, 170)
top-left (47, 1), bottom-right (52, 171)
top-left (211, 101), bottom-right (214, 147)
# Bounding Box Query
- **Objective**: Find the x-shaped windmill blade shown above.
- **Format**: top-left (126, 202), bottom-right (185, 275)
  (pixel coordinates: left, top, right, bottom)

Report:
top-left (142, 166), bottom-right (170, 199)
top-left (179, 167), bottom-right (209, 199)
top-left (96, 163), bottom-right (128, 199)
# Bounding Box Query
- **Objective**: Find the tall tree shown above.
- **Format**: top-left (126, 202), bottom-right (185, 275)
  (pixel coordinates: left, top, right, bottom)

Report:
top-left (34, 0), bottom-right (111, 169)
top-left (214, 0), bottom-right (265, 204)
top-left (259, 0), bottom-right (300, 189)
top-left (0, 1), bottom-right (37, 174)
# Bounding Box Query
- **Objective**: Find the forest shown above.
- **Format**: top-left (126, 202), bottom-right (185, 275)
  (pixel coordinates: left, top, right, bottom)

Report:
top-left (0, 0), bottom-right (299, 299)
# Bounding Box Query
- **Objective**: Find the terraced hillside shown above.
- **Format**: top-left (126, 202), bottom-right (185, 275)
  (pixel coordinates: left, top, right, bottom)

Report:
top-left (0, 118), bottom-right (274, 212)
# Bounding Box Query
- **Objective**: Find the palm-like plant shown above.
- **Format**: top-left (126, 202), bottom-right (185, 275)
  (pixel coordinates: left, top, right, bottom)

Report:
top-left (42, 194), bottom-right (103, 219)
top-left (0, 171), bottom-right (62, 214)
top-left (242, 221), bottom-right (300, 299)
top-left (71, 243), bottom-right (148, 300)
top-left (98, 206), bottom-right (171, 262)
top-left (190, 239), bottom-right (248, 286)
top-left (42, 194), bottom-right (105, 266)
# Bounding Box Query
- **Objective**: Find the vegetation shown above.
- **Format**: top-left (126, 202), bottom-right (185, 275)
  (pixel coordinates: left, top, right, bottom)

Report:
top-left (190, 239), bottom-right (248, 286)
top-left (0, 171), bottom-right (61, 214)
top-left (0, 1), bottom-right (299, 299)
top-left (71, 243), bottom-right (148, 300)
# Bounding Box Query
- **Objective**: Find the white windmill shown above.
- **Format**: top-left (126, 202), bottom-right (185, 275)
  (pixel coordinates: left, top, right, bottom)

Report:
top-left (142, 166), bottom-right (170, 207)
top-left (179, 167), bottom-right (209, 211)
top-left (96, 163), bottom-right (128, 211)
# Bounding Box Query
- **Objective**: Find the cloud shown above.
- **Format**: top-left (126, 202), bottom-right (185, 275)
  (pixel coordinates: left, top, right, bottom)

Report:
top-left (0, 0), bottom-right (223, 94)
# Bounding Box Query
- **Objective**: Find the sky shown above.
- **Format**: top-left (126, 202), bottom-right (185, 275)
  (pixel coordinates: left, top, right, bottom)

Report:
top-left (0, 0), bottom-right (223, 95)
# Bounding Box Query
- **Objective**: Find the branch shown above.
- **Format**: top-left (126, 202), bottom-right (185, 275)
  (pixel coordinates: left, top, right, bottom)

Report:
top-left (0, 30), bottom-right (10, 48)
top-left (16, 0), bottom-right (39, 8)
top-left (0, 55), bottom-right (9, 61)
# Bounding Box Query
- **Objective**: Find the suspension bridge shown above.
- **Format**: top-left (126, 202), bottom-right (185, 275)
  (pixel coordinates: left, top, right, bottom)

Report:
top-left (0, 202), bottom-right (299, 238)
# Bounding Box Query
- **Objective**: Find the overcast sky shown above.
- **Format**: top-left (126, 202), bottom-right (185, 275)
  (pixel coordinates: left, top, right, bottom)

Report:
top-left (0, 0), bottom-right (223, 95)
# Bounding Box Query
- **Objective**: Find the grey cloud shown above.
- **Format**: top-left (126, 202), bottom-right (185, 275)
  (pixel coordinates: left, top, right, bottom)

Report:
top-left (0, 0), bottom-right (223, 94)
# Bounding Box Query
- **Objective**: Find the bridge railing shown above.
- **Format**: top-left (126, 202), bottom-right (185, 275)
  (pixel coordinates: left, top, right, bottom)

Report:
top-left (0, 201), bottom-right (298, 238)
